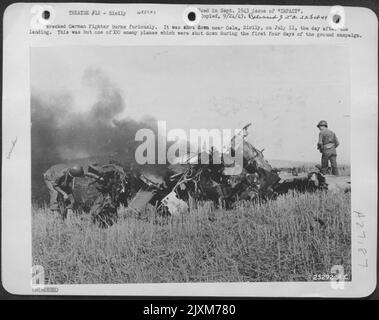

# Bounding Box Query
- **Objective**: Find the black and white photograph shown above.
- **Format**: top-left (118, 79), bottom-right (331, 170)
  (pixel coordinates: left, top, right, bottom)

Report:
top-left (30, 45), bottom-right (352, 284)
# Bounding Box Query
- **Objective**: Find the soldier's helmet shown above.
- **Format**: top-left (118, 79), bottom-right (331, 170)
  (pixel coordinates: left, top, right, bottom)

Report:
top-left (317, 120), bottom-right (328, 128)
top-left (69, 164), bottom-right (84, 177)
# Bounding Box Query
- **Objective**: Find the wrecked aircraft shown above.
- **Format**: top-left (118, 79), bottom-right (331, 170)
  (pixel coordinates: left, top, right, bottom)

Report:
top-left (70, 124), bottom-right (350, 226)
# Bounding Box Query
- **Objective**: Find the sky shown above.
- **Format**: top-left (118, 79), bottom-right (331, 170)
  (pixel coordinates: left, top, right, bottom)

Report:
top-left (31, 45), bottom-right (351, 164)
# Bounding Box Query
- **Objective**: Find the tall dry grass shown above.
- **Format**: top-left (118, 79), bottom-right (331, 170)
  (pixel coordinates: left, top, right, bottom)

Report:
top-left (32, 190), bottom-right (351, 284)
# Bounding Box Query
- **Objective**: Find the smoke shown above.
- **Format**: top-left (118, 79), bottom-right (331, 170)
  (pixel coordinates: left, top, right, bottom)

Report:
top-left (31, 67), bottom-right (156, 202)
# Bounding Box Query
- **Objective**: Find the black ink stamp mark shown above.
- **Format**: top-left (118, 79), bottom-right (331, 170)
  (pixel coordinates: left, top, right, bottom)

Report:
top-left (187, 11), bottom-right (196, 22)
top-left (42, 10), bottom-right (50, 20)
top-left (333, 14), bottom-right (341, 24)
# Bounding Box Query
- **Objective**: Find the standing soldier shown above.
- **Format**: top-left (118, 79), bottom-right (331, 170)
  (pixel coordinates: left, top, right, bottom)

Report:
top-left (43, 164), bottom-right (92, 214)
top-left (317, 120), bottom-right (340, 175)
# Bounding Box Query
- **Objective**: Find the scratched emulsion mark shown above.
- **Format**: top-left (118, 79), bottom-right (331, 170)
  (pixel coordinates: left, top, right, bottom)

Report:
top-left (6, 137), bottom-right (17, 159)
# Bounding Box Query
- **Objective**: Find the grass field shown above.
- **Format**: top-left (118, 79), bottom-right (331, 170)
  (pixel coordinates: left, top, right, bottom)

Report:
top-left (32, 190), bottom-right (351, 284)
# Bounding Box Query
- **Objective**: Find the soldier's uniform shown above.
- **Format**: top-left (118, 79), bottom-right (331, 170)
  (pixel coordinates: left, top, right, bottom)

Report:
top-left (317, 124), bottom-right (340, 176)
top-left (43, 164), bottom-right (75, 211)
